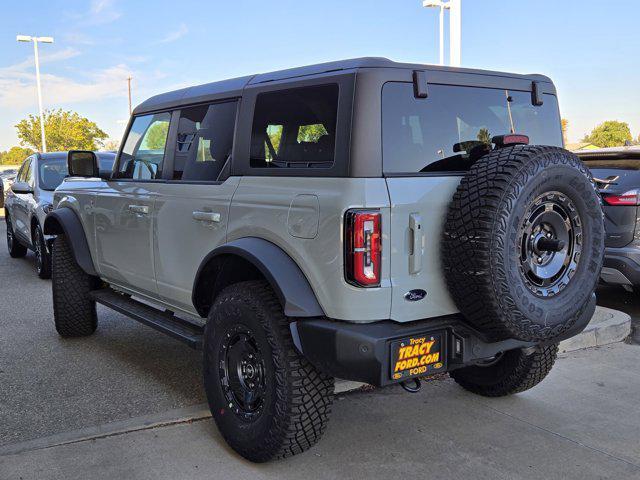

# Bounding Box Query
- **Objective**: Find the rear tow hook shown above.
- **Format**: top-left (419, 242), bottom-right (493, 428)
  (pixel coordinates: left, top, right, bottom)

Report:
top-left (400, 378), bottom-right (422, 393)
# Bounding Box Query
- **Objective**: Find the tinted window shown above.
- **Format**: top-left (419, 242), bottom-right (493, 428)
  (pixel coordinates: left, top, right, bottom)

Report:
top-left (117, 112), bottom-right (171, 180)
top-left (250, 85), bottom-right (338, 169)
top-left (173, 101), bottom-right (237, 181)
top-left (382, 83), bottom-right (563, 173)
top-left (39, 157), bottom-right (68, 191)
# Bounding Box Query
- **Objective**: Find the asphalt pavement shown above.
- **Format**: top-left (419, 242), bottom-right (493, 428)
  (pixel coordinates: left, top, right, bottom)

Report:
top-left (0, 220), bottom-right (205, 447)
top-left (1, 219), bottom-right (640, 479)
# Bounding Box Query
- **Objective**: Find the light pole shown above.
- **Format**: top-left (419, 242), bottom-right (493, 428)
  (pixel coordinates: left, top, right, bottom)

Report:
top-left (423, 1), bottom-right (449, 66)
top-left (422, 0), bottom-right (461, 67)
top-left (17, 35), bottom-right (54, 153)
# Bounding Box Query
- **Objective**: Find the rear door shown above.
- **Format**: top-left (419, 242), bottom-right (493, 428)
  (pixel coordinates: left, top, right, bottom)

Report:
top-left (12, 157), bottom-right (35, 241)
top-left (153, 100), bottom-right (239, 314)
top-left (382, 81), bottom-right (564, 322)
top-left (95, 112), bottom-right (171, 297)
top-left (581, 155), bottom-right (640, 247)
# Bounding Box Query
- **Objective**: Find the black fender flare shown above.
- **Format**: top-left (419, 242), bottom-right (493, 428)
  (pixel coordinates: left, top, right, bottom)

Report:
top-left (43, 208), bottom-right (97, 276)
top-left (193, 237), bottom-right (325, 318)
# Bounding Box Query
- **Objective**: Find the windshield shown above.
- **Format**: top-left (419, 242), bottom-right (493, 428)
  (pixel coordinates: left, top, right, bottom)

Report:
top-left (39, 157), bottom-right (68, 191)
top-left (382, 83), bottom-right (563, 173)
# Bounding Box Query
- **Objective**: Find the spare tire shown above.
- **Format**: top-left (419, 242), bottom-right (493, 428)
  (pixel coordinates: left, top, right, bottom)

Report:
top-left (442, 145), bottom-right (604, 342)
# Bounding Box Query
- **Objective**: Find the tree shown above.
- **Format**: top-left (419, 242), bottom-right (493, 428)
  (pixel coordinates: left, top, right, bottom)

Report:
top-left (142, 122), bottom-right (169, 150)
top-left (583, 120), bottom-right (632, 148)
top-left (1, 146), bottom-right (34, 165)
top-left (102, 138), bottom-right (120, 151)
top-left (561, 118), bottom-right (569, 145)
top-left (15, 109), bottom-right (107, 152)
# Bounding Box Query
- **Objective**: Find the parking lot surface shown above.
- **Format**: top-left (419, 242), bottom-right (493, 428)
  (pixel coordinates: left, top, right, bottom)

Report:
top-left (1, 219), bottom-right (640, 480)
top-left (0, 220), bottom-right (205, 447)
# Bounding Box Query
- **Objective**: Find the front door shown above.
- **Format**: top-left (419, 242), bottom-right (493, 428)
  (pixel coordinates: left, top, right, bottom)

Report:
top-left (94, 112), bottom-right (171, 297)
top-left (153, 100), bottom-right (239, 313)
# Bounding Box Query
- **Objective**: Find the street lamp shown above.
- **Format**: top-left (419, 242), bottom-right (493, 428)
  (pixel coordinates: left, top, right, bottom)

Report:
top-left (423, 0), bottom-right (449, 66)
top-left (17, 34), bottom-right (54, 153)
top-left (422, 0), bottom-right (461, 67)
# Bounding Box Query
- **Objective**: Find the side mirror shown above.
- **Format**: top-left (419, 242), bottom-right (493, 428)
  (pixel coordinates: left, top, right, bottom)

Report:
top-left (11, 181), bottom-right (33, 195)
top-left (68, 150), bottom-right (99, 178)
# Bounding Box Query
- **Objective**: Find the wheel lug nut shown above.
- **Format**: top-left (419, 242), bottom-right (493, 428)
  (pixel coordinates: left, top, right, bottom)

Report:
top-left (537, 257), bottom-right (543, 263)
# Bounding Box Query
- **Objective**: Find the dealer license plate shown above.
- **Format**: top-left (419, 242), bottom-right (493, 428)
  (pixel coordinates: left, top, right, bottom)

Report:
top-left (390, 333), bottom-right (446, 381)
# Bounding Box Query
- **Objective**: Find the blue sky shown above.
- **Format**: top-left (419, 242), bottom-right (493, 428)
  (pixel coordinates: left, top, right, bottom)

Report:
top-left (1, 0), bottom-right (639, 150)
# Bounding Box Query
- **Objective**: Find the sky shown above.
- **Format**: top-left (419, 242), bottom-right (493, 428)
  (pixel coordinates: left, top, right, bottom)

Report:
top-left (0, 0), bottom-right (639, 151)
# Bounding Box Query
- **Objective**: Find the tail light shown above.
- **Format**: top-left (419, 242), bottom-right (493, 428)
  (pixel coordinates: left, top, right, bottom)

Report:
top-left (345, 210), bottom-right (381, 287)
top-left (602, 189), bottom-right (640, 206)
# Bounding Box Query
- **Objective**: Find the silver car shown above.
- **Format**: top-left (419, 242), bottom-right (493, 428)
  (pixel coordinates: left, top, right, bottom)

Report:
top-left (4, 151), bottom-right (115, 278)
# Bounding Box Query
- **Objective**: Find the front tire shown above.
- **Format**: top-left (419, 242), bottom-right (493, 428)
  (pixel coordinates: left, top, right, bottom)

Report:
top-left (52, 235), bottom-right (99, 337)
top-left (203, 280), bottom-right (334, 462)
top-left (450, 344), bottom-right (558, 397)
top-left (6, 214), bottom-right (27, 258)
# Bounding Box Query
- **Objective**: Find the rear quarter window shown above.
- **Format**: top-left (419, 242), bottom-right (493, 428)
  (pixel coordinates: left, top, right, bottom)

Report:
top-left (382, 83), bottom-right (563, 174)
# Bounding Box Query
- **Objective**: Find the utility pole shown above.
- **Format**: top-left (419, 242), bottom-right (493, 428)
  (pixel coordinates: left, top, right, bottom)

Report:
top-left (17, 35), bottom-right (54, 152)
top-left (127, 76), bottom-right (132, 115)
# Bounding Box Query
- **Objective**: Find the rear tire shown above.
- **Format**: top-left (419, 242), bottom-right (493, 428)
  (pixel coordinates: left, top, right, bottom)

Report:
top-left (203, 280), bottom-right (334, 462)
top-left (52, 235), bottom-right (99, 337)
top-left (450, 344), bottom-right (558, 397)
top-left (6, 214), bottom-right (27, 258)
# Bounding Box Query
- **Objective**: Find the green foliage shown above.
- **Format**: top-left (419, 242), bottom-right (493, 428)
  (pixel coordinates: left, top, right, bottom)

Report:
top-left (583, 120), bottom-right (632, 148)
top-left (15, 109), bottom-right (107, 152)
top-left (476, 128), bottom-right (491, 145)
top-left (1, 146), bottom-right (34, 165)
top-left (142, 121), bottom-right (170, 150)
top-left (297, 124), bottom-right (327, 143)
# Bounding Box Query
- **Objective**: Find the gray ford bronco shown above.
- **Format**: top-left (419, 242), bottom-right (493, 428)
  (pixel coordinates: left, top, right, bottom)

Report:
top-left (45, 58), bottom-right (604, 462)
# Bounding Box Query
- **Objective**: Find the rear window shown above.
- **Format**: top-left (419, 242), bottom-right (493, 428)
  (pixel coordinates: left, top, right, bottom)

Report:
top-left (250, 85), bottom-right (338, 169)
top-left (382, 83), bottom-right (563, 173)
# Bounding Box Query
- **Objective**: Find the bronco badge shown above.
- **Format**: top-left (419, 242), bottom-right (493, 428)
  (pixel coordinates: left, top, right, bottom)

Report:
top-left (404, 289), bottom-right (427, 301)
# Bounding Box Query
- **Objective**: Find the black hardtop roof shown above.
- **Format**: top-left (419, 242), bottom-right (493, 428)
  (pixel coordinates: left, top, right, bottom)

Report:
top-left (134, 57), bottom-right (553, 115)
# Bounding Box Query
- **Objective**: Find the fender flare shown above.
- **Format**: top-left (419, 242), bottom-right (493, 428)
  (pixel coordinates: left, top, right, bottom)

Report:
top-left (43, 208), bottom-right (97, 276)
top-left (193, 237), bottom-right (325, 318)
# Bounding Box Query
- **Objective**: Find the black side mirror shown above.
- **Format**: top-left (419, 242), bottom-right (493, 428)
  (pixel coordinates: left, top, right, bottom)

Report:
top-left (11, 181), bottom-right (33, 195)
top-left (68, 150), bottom-right (99, 178)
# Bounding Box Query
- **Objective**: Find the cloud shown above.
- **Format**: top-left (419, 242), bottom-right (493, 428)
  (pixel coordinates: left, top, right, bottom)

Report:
top-left (155, 23), bottom-right (188, 44)
top-left (68, 0), bottom-right (121, 25)
top-left (0, 51), bottom-right (134, 109)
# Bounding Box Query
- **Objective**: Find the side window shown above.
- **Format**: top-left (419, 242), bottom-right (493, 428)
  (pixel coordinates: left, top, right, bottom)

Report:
top-left (25, 158), bottom-right (35, 187)
top-left (117, 112), bottom-right (171, 180)
top-left (17, 157), bottom-right (31, 182)
top-left (173, 101), bottom-right (237, 181)
top-left (250, 84), bottom-right (338, 169)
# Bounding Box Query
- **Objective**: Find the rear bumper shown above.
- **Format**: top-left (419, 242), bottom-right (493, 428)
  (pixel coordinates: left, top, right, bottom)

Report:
top-left (601, 246), bottom-right (640, 287)
top-left (290, 294), bottom-right (595, 387)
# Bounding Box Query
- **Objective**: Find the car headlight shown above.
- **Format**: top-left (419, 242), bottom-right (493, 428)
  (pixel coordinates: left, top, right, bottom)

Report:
top-left (43, 204), bottom-right (54, 214)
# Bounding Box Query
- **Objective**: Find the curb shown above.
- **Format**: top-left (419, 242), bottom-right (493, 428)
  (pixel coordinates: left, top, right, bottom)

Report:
top-left (559, 306), bottom-right (631, 353)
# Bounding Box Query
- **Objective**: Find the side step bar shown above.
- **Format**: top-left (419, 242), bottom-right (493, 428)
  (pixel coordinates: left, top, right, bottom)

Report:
top-left (90, 289), bottom-right (204, 350)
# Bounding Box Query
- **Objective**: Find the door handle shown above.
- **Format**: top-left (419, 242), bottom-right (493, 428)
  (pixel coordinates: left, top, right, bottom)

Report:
top-left (192, 211), bottom-right (221, 223)
top-left (128, 204), bottom-right (149, 215)
top-left (409, 213), bottom-right (423, 274)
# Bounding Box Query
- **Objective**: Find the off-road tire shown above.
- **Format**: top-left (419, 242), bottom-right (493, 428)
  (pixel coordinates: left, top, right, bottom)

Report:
top-left (35, 224), bottom-right (51, 279)
top-left (6, 214), bottom-right (27, 258)
top-left (443, 146), bottom-right (604, 341)
top-left (450, 344), bottom-right (558, 397)
top-left (52, 235), bottom-right (98, 337)
top-left (203, 280), bottom-right (334, 462)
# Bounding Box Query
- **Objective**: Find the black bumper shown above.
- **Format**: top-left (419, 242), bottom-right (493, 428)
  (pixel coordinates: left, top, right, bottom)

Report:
top-left (601, 246), bottom-right (640, 287)
top-left (290, 294), bottom-right (595, 387)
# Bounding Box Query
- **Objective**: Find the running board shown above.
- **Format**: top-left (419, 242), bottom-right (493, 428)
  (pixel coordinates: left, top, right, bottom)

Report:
top-left (90, 289), bottom-right (204, 350)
